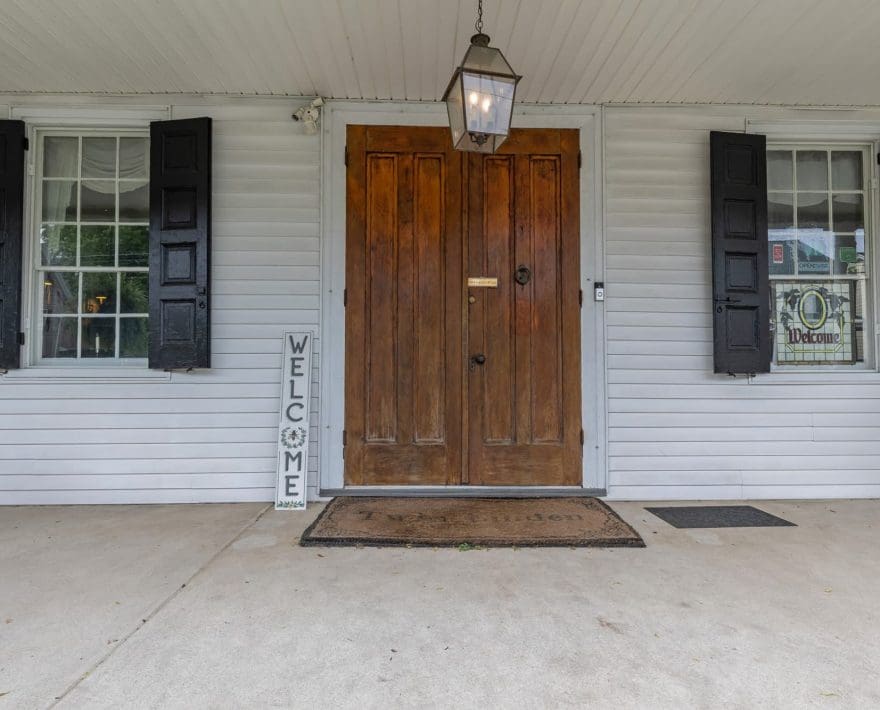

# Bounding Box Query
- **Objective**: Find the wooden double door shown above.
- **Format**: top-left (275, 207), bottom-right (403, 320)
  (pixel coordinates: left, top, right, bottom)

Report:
top-left (345, 125), bottom-right (581, 486)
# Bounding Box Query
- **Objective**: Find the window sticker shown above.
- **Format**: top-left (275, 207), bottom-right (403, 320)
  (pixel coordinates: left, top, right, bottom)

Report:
top-left (797, 230), bottom-right (832, 275)
top-left (772, 243), bottom-right (784, 264)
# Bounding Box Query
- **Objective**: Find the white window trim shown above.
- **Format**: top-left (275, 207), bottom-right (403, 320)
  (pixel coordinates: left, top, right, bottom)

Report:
top-left (3, 107), bottom-right (171, 383)
top-left (9, 104), bottom-right (170, 126)
top-left (746, 119), bottom-right (880, 384)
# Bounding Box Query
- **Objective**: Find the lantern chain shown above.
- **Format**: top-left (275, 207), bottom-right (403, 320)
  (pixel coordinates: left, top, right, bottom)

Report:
top-left (475, 0), bottom-right (483, 34)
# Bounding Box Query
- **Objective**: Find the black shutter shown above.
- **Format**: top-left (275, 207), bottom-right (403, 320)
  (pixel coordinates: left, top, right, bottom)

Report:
top-left (710, 131), bottom-right (770, 375)
top-left (149, 118), bottom-right (212, 369)
top-left (0, 121), bottom-right (25, 370)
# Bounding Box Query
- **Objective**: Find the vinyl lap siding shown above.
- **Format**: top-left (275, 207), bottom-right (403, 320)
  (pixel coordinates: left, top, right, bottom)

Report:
top-left (604, 106), bottom-right (880, 499)
top-left (0, 100), bottom-right (320, 504)
top-left (6, 99), bottom-right (880, 503)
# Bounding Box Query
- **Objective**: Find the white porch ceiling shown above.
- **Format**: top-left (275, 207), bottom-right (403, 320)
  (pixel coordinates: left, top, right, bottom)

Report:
top-left (2, 0), bottom-right (880, 106)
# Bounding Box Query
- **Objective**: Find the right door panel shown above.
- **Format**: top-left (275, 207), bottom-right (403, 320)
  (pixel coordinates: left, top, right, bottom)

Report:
top-left (466, 129), bottom-right (582, 486)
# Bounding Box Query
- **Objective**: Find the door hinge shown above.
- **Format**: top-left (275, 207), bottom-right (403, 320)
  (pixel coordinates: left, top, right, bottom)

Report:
top-left (22, 137), bottom-right (29, 151)
top-left (577, 150), bottom-right (582, 169)
top-left (343, 288), bottom-right (347, 306)
top-left (580, 429), bottom-right (584, 446)
top-left (17, 332), bottom-right (25, 346)
top-left (342, 430), bottom-right (347, 446)
top-left (579, 289), bottom-right (583, 307)
top-left (344, 145), bottom-right (348, 167)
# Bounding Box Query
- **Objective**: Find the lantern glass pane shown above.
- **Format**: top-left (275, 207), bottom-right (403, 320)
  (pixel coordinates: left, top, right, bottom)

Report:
top-left (445, 73), bottom-right (466, 147)
top-left (462, 72), bottom-right (515, 137)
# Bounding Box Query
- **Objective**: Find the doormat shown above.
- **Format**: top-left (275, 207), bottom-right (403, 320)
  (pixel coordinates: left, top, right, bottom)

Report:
top-left (645, 505), bottom-right (796, 529)
top-left (300, 497), bottom-right (644, 548)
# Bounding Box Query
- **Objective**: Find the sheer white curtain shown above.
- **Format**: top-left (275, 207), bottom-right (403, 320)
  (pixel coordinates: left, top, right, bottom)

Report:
top-left (81, 137), bottom-right (116, 182)
top-left (42, 137), bottom-right (79, 222)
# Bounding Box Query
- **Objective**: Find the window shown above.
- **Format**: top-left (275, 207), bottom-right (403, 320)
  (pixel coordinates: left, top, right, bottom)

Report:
top-left (36, 131), bottom-right (149, 362)
top-left (767, 144), bottom-right (873, 367)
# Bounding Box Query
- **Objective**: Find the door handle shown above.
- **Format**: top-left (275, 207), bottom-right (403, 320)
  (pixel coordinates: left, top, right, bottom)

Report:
top-left (713, 296), bottom-right (742, 313)
top-left (469, 353), bottom-right (486, 371)
top-left (514, 265), bottom-right (531, 286)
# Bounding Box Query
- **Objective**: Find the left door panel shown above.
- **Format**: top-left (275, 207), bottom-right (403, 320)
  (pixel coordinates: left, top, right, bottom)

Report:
top-left (345, 126), bottom-right (464, 485)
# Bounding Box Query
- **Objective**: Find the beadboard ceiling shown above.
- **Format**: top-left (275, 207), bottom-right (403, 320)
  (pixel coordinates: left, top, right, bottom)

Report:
top-left (2, 0), bottom-right (880, 105)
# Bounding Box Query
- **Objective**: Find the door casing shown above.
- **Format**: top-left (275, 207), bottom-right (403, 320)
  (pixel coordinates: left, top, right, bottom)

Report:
top-left (319, 102), bottom-right (607, 495)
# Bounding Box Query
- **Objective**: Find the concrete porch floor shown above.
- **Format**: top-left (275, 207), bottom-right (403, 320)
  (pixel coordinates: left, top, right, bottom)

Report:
top-left (0, 500), bottom-right (878, 709)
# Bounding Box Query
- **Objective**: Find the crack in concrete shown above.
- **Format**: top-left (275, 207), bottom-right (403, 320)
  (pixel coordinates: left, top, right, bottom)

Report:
top-left (46, 503), bottom-right (273, 709)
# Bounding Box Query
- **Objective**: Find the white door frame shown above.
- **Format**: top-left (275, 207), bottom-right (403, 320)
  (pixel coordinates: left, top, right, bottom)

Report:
top-left (319, 100), bottom-right (607, 494)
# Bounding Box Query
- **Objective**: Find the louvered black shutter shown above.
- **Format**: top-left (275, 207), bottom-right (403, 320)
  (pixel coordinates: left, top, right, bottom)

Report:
top-left (0, 120), bottom-right (25, 370)
top-left (148, 118), bottom-right (212, 369)
top-left (710, 131), bottom-right (770, 375)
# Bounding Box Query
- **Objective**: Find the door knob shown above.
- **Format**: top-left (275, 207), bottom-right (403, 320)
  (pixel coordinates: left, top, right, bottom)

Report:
top-left (469, 353), bottom-right (486, 371)
top-left (515, 265), bottom-right (531, 285)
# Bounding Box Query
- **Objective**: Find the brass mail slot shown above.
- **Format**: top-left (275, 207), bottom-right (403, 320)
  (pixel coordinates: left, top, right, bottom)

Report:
top-left (467, 277), bottom-right (498, 288)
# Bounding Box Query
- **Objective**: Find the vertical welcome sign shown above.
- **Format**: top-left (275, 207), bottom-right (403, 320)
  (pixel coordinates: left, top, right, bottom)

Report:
top-left (276, 331), bottom-right (313, 510)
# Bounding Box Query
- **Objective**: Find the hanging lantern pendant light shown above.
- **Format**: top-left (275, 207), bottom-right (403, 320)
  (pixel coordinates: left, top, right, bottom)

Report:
top-left (443, 0), bottom-right (521, 153)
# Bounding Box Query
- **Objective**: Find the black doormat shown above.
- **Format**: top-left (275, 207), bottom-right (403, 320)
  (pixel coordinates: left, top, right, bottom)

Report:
top-left (300, 497), bottom-right (645, 547)
top-left (645, 505), bottom-right (796, 529)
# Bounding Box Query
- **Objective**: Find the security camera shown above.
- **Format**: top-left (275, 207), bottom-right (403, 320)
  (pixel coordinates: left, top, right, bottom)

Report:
top-left (292, 97), bottom-right (324, 135)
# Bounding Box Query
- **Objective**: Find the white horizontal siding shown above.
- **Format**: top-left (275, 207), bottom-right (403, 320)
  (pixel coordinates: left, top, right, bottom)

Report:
top-left (7, 97), bottom-right (880, 504)
top-left (604, 105), bottom-right (880, 499)
top-left (0, 97), bottom-right (319, 504)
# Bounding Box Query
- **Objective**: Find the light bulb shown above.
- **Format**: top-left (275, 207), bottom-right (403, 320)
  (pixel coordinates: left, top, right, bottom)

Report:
top-left (469, 91), bottom-right (479, 105)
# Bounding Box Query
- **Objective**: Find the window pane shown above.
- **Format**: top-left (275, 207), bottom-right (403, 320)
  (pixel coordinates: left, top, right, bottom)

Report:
top-left (82, 137), bottom-right (116, 178)
top-left (797, 232), bottom-right (832, 275)
top-left (831, 151), bottom-right (862, 191)
top-left (40, 224), bottom-right (77, 266)
top-left (81, 318), bottom-right (115, 358)
top-left (120, 272), bottom-right (149, 313)
top-left (832, 194), bottom-right (863, 232)
top-left (42, 272), bottom-right (78, 314)
top-left (797, 193), bottom-right (829, 230)
top-left (767, 151), bottom-right (793, 190)
top-left (855, 229), bottom-right (867, 275)
top-left (833, 233), bottom-right (866, 276)
top-left (119, 181), bottom-right (148, 222)
top-left (80, 225), bottom-right (115, 267)
top-left (43, 137), bottom-right (78, 177)
top-left (120, 138), bottom-right (148, 179)
top-left (42, 317), bottom-right (77, 358)
top-left (42, 180), bottom-right (77, 222)
top-left (796, 151), bottom-right (828, 191)
top-left (120, 318), bottom-right (148, 358)
top-left (81, 180), bottom-right (115, 221)
top-left (82, 272), bottom-right (117, 315)
top-left (768, 193), bottom-right (794, 230)
top-left (769, 238), bottom-right (796, 277)
top-left (119, 225), bottom-right (148, 267)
